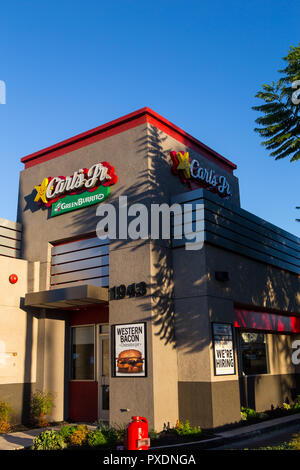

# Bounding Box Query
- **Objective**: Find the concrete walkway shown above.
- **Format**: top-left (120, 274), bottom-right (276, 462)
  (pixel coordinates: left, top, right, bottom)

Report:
top-left (0, 414), bottom-right (300, 450)
top-left (0, 423), bottom-right (97, 451)
top-left (0, 426), bottom-right (61, 450)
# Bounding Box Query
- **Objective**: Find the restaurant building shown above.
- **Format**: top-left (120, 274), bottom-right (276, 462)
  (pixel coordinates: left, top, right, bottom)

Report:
top-left (0, 107), bottom-right (299, 430)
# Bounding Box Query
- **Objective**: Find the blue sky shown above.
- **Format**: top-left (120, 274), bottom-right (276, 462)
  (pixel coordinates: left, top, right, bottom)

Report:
top-left (0, 0), bottom-right (299, 235)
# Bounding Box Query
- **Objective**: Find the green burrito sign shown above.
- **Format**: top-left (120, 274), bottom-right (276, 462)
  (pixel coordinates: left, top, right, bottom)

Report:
top-left (33, 161), bottom-right (118, 216)
top-left (51, 185), bottom-right (110, 217)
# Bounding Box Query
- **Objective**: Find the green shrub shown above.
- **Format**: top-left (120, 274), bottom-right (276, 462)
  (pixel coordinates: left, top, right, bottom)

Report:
top-left (110, 423), bottom-right (127, 442)
top-left (0, 401), bottom-right (14, 433)
top-left (293, 396), bottom-right (300, 409)
top-left (31, 430), bottom-right (66, 450)
top-left (98, 425), bottom-right (118, 445)
top-left (173, 420), bottom-right (202, 436)
top-left (240, 407), bottom-right (259, 421)
top-left (257, 412), bottom-right (268, 420)
top-left (87, 429), bottom-right (107, 447)
top-left (30, 391), bottom-right (55, 427)
top-left (57, 425), bottom-right (77, 443)
top-left (256, 443), bottom-right (293, 450)
top-left (290, 433), bottom-right (300, 450)
top-left (149, 429), bottom-right (159, 440)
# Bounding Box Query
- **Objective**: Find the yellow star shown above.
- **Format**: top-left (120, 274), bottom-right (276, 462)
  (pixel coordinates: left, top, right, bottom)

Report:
top-left (34, 177), bottom-right (49, 204)
top-left (176, 152), bottom-right (191, 178)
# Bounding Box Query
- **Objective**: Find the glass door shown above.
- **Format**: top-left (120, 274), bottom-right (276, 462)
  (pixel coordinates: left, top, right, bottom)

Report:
top-left (98, 325), bottom-right (109, 422)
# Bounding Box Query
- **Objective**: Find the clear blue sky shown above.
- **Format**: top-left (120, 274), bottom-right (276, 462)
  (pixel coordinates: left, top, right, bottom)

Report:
top-left (0, 0), bottom-right (299, 235)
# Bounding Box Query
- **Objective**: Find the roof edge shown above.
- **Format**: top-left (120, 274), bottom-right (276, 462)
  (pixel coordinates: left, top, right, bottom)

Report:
top-left (20, 107), bottom-right (237, 172)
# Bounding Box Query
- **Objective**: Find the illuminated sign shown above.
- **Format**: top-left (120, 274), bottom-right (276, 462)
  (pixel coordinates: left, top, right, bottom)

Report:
top-left (33, 162), bottom-right (117, 216)
top-left (170, 151), bottom-right (231, 198)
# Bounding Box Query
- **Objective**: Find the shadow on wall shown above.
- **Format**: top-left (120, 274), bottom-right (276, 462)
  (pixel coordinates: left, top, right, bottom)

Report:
top-left (249, 265), bottom-right (299, 409)
top-left (19, 125), bottom-right (300, 423)
top-left (21, 291), bottom-right (37, 424)
top-left (65, 125), bottom-right (209, 354)
top-left (206, 234), bottom-right (300, 410)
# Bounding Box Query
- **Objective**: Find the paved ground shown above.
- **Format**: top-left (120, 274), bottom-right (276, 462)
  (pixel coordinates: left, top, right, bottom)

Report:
top-left (210, 422), bottom-right (300, 450)
top-left (1, 414), bottom-right (300, 451)
top-left (0, 426), bottom-right (61, 451)
top-left (0, 423), bottom-right (97, 451)
top-left (150, 414), bottom-right (300, 451)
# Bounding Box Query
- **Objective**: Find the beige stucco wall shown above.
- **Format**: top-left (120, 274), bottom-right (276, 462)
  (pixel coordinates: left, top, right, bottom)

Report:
top-left (0, 256), bottom-right (38, 386)
top-left (36, 315), bottom-right (66, 422)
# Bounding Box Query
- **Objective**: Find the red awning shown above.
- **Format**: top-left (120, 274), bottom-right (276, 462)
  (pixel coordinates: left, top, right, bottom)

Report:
top-left (234, 309), bottom-right (300, 334)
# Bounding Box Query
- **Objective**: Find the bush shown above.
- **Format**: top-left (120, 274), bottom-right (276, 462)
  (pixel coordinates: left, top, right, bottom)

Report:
top-left (293, 396), bottom-right (300, 410)
top-left (97, 423), bottom-right (118, 445)
top-left (0, 401), bottom-right (14, 433)
top-left (57, 425), bottom-right (77, 443)
top-left (149, 429), bottom-right (159, 440)
top-left (283, 402), bottom-right (291, 411)
top-left (241, 407), bottom-right (260, 421)
top-left (290, 433), bottom-right (300, 450)
top-left (109, 423), bottom-right (127, 442)
top-left (31, 430), bottom-right (66, 450)
top-left (69, 425), bottom-right (89, 446)
top-left (173, 420), bottom-right (202, 436)
top-left (30, 391), bottom-right (55, 427)
top-left (87, 429), bottom-right (107, 447)
top-left (257, 412), bottom-right (268, 420)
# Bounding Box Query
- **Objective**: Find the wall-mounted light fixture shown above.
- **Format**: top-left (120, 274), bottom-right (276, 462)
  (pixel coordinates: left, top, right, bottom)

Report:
top-left (9, 274), bottom-right (18, 284)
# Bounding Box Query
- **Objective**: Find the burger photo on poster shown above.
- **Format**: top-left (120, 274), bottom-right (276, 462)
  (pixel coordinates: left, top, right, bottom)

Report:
top-left (116, 349), bottom-right (144, 374)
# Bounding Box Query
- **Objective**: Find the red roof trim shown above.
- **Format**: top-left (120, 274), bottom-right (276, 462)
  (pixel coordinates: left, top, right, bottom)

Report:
top-left (21, 107), bottom-right (237, 172)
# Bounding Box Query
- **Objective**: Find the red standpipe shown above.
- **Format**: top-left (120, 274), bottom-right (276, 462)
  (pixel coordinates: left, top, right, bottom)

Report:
top-left (125, 416), bottom-right (150, 450)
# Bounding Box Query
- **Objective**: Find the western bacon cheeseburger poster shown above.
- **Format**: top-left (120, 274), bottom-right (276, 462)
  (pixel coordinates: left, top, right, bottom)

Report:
top-left (113, 322), bottom-right (146, 377)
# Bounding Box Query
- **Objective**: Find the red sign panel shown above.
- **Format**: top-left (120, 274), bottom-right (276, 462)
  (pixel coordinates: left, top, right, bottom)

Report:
top-left (234, 309), bottom-right (300, 334)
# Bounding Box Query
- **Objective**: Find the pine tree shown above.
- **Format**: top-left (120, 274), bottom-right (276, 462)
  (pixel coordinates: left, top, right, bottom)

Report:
top-left (253, 43), bottom-right (300, 162)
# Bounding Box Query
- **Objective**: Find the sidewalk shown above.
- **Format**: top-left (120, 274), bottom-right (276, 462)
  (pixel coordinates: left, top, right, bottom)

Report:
top-left (0, 424), bottom-right (97, 451)
top-left (0, 414), bottom-right (300, 451)
top-left (151, 413), bottom-right (300, 450)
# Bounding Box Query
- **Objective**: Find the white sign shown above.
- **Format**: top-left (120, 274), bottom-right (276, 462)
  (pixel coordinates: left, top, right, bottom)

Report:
top-left (113, 323), bottom-right (146, 377)
top-left (46, 163), bottom-right (111, 200)
top-left (190, 160), bottom-right (231, 197)
top-left (213, 323), bottom-right (235, 375)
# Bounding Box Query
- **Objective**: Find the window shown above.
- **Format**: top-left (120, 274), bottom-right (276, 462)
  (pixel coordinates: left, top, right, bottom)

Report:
top-left (71, 326), bottom-right (95, 380)
top-left (239, 331), bottom-right (268, 375)
top-left (51, 236), bottom-right (109, 289)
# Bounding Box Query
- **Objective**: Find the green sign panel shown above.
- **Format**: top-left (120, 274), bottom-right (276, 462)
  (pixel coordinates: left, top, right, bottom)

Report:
top-left (51, 185), bottom-right (110, 217)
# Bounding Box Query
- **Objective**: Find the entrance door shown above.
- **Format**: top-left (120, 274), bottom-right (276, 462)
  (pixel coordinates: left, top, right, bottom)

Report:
top-left (98, 325), bottom-right (110, 422)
